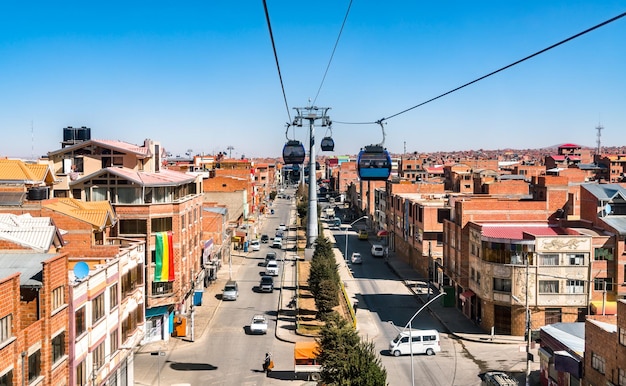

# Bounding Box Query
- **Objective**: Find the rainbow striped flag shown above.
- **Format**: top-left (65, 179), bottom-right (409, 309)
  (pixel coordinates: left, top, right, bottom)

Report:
top-left (155, 231), bottom-right (175, 282)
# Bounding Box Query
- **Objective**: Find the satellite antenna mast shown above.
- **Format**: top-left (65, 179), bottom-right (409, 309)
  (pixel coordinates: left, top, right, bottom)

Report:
top-left (596, 123), bottom-right (604, 155)
top-left (31, 120), bottom-right (34, 160)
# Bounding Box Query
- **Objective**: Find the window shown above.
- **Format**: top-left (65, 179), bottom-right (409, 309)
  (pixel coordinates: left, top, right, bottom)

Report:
top-left (52, 331), bottom-right (65, 363)
top-left (566, 280), bottom-right (584, 294)
top-left (493, 278), bottom-right (511, 293)
top-left (151, 217), bottom-right (172, 233)
top-left (93, 341), bottom-right (105, 370)
top-left (545, 308), bottom-right (562, 324)
top-left (152, 282), bottom-right (173, 296)
top-left (591, 352), bottom-right (605, 374)
top-left (567, 253), bottom-right (584, 265)
top-left (0, 369), bottom-right (13, 386)
top-left (619, 368), bottom-right (626, 386)
top-left (92, 293), bottom-right (105, 323)
top-left (110, 284), bottom-right (119, 309)
top-left (119, 219), bottom-right (147, 235)
top-left (28, 350), bottom-right (41, 381)
top-left (0, 314), bottom-right (12, 344)
top-left (620, 327), bottom-right (626, 347)
top-left (75, 307), bottom-right (86, 336)
top-left (110, 329), bottom-right (119, 353)
top-left (593, 278), bottom-right (613, 291)
top-left (594, 247), bottom-right (614, 261)
top-left (538, 254), bottom-right (559, 265)
top-left (52, 286), bottom-right (65, 311)
top-left (76, 360), bottom-right (86, 386)
top-left (539, 280), bottom-right (559, 294)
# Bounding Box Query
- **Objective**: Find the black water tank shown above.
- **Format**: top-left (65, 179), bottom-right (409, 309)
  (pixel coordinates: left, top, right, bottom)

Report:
top-left (76, 126), bottom-right (91, 141)
top-left (63, 127), bottom-right (76, 141)
top-left (27, 187), bottom-right (49, 201)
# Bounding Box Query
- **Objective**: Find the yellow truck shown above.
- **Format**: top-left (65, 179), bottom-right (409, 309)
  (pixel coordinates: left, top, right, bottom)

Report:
top-left (294, 341), bottom-right (321, 381)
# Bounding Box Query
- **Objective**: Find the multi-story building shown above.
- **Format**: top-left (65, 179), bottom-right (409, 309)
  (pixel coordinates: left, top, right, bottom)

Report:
top-left (47, 135), bottom-right (204, 343)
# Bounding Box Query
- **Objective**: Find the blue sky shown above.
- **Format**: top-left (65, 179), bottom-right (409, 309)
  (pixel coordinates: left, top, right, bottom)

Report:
top-left (1, 1), bottom-right (625, 159)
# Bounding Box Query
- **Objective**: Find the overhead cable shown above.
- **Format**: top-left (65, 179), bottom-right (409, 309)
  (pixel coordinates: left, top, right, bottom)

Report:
top-left (263, 0), bottom-right (291, 123)
top-left (312, 0), bottom-right (354, 106)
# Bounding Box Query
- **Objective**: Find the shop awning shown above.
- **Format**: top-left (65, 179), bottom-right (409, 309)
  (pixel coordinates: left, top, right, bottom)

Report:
top-left (459, 289), bottom-right (475, 301)
top-left (377, 230), bottom-right (389, 237)
top-left (590, 300), bottom-right (617, 315)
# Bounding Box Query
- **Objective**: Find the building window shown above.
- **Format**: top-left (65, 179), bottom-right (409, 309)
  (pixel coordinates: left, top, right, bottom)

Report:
top-left (75, 307), bottom-right (86, 336)
top-left (618, 368), bottom-right (625, 386)
top-left (0, 314), bottom-right (12, 344)
top-left (110, 284), bottom-right (119, 309)
top-left (620, 327), bottom-right (626, 347)
top-left (151, 217), bottom-right (172, 233)
top-left (594, 247), bottom-right (614, 261)
top-left (93, 341), bottom-right (105, 370)
top-left (0, 370), bottom-right (13, 386)
top-left (52, 331), bottom-right (65, 364)
top-left (111, 329), bottom-right (119, 353)
top-left (28, 350), bottom-right (41, 381)
top-left (492, 278), bottom-right (511, 293)
top-left (538, 254), bottom-right (559, 265)
top-left (152, 282), bottom-right (173, 296)
top-left (567, 253), bottom-right (585, 265)
top-left (51, 286), bottom-right (65, 311)
top-left (539, 280), bottom-right (559, 294)
top-left (591, 352), bottom-right (605, 374)
top-left (76, 360), bottom-right (86, 386)
top-left (566, 280), bottom-right (584, 294)
top-left (545, 308), bottom-right (562, 325)
top-left (119, 219), bottom-right (147, 235)
top-left (593, 277), bottom-right (613, 291)
top-left (92, 293), bottom-right (105, 323)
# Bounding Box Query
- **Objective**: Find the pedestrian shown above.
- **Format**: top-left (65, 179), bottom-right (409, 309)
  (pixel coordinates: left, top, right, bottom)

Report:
top-left (353, 301), bottom-right (358, 314)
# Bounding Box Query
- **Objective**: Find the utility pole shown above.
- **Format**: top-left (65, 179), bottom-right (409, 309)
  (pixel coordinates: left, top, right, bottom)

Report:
top-left (227, 145), bottom-right (234, 158)
top-left (524, 254), bottom-right (531, 386)
top-left (292, 106), bottom-right (331, 247)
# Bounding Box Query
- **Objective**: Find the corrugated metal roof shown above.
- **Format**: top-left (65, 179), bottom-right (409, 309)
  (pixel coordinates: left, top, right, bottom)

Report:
top-left (0, 213), bottom-right (56, 252)
top-left (71, 167), bottom-right (195, 187)
top-left (583, 183), bottom-right (626, 201)
top-left (204, 207), bottom-right (228, 215)
top-left (43, 198), bottom-right (116, 230)
top-left (48, 139), bottom-right (150, 157)
top-left (481, 224), bottom-right (579, 241)
top-left (0, 252), bottom-right (55, 287)
top-left (541, 323), bottom-right (585, 355)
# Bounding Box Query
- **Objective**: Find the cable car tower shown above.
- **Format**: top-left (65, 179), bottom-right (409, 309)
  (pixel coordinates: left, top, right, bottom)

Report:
top-left (292, 106), bottom-right (331, 247)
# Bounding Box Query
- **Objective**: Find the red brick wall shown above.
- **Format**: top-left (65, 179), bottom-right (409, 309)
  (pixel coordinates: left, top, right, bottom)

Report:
top-left (0, 274), bottom-right (21, 384)
top-left (584, 316), bottom-right (618, 386)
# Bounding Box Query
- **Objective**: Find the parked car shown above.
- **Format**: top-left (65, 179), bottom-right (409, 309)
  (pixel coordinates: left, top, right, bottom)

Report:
top-left (249, 314), bottom-right (268, 334)
top-left (259, 276), bottom-right (274, 292)
top-left (351, 252), bottom-right (362, 264)
top-left (266, 260), bottom-right (279, 276)
top-left (250, 239), bottom-right (261, 251)
top-left (261, 234), bottom-right (269, 243)
top-left (358, 229), bottom-right (369, 240)
top-left (222, 280), bottom-right (239, 300)
top-left (371, 244), bottom-right (384, 257)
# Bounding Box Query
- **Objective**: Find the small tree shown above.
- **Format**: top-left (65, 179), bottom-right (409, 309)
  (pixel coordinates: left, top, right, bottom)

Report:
top-left (315, 279), bottom-right (339, 317)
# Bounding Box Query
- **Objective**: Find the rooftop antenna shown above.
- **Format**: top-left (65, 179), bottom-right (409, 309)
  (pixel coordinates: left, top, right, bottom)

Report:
top-left (596, 123), bottom-right (604, 155)
top-left (227, 145), bottom-right (234, 158)
top-left (31, 120), bottom-right (34, 160)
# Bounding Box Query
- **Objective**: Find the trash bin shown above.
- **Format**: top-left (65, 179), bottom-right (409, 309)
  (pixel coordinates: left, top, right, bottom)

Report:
top-left (193, 289), bottom-right (204, 306)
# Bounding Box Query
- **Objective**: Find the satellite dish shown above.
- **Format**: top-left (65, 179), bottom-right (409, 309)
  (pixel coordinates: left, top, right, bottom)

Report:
top-left (605, 204), bottom-right (612, 214)
top-left (74, 261), bottom-right (89, 279)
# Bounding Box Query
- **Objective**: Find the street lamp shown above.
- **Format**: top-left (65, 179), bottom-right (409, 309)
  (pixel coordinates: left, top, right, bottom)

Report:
top-left (344, 216), bottom-right (368, 262)
top-left (400, 292), bottom-right (446, 386)
top-left (510, 252), bottom-right (532, 386)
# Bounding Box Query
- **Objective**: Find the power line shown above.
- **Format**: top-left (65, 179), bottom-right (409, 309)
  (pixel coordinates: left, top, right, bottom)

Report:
top-left (340, 11), bottom-right (626, 126)
top-left (312, 0), bottom-right (353, 106)
top-left (262, 0), bottom-right (291, 123)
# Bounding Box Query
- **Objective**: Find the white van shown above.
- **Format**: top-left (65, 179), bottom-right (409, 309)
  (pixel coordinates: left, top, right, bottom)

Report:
top-left (389, 330), bottom-right (441, 356)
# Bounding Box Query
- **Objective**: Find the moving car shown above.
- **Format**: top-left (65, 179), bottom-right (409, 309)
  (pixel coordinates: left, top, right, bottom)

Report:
top-left (265, 252), bottom-right (277, 265)
top-left (222, 280), bottom-right (239, 301)
top-left (358, 229), bottom-right (369, 240)
top-left (261, 234), bottom-right (269, 243)
top-left (278, 223), bottom-right (287, 231)
top-left (265, 260), bottom-right (279, 276)
top-left (259, 276), bottom-right (274, 292)
top-left (250, 239), bottom-right (260, 251)
top-left (371, 244), bottom-right (384, 257)
top-left (351, 252), bottom-right (362, 264)
top-left (389, 330), bottom-right (441, 356)
top-left (272, 237), bottom-right (283, 249)
top-left (250, 314), bottom-right (268, 334)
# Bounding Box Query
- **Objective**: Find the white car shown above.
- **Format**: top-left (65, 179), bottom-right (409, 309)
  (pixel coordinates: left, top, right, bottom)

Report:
top-left (272, 237), bottom-right (283, 249)
top-left (371, 244), bottom-right (384, 257)
top-left (278, 224), bottom-right (287, 231)
top-left (250, 240), bottom-right (260, 251)
top-left (250, 314), bottom-right (268, 334)
top-left (266, 260), bottom-right (279, 276)
top-left (351, 252), bottom-right (362, 264)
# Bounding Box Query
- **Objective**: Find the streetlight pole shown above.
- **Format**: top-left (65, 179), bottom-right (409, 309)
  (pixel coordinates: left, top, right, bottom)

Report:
top-left (344, 216), bottom-right (368, 262)
top-left (402, 292), bottom-right (446, 386)
top-left (524, 255), bottom-right (531, 386)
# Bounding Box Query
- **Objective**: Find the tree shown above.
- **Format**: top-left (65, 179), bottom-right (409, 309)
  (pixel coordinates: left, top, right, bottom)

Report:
top-left (317, 314), bottom-right (387, 385)
top-left (315, 279), bottom-right (339, 317)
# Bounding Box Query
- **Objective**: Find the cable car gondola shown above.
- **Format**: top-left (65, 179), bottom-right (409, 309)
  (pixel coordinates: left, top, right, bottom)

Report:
top-left (357, 144), bottom-right (391, 181)
top-left (282, 140), bottom-right (306, 164)
top-left (320, 136), bottom-right (334, 151)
